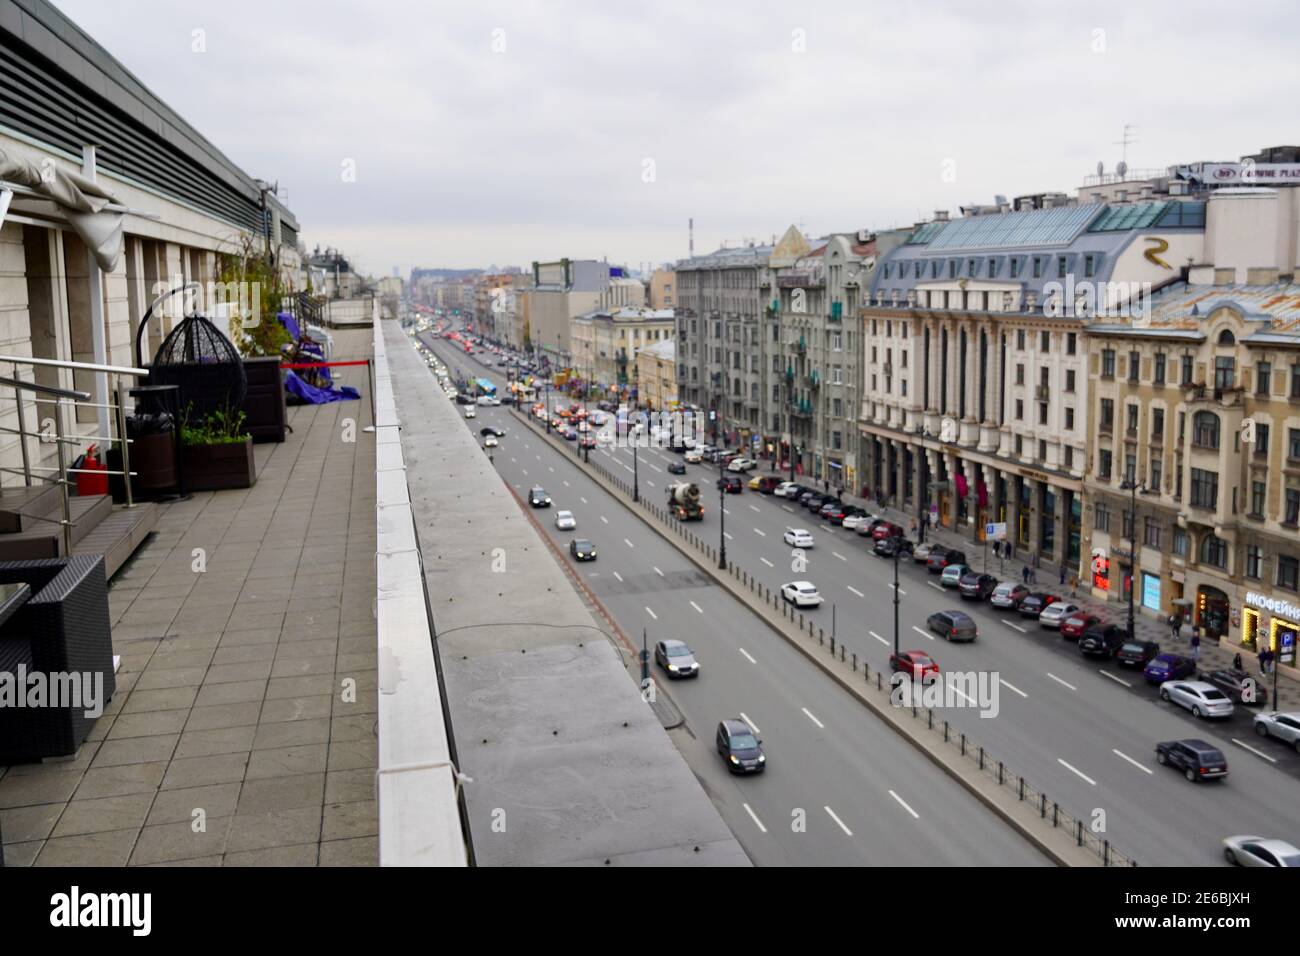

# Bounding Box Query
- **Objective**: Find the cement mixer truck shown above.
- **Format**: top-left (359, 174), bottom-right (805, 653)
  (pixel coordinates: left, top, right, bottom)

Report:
top-left (666, 481), bottom-right (704, 521)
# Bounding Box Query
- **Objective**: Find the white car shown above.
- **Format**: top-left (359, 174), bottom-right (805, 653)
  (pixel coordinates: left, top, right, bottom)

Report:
top-left (1223, 836), bottom-right (1300, 868)
top-left (465, 406), bottom-right (476, 419)
top-left (781, 581), bottom-right (824, 608)
top-left (783, 528), bottom-right (815, 548)
top-left (1159, 681), bottom-right (1234, 719)
top-left (684, 448), bottom-right (703, 463)
top-left (1253, 711), bottom-right (1300, 752)
top-left (554, 510), bottom-right (576, 531)
top-left (484, 435), bottom-right (499, 448)
top-left (840, 514), bottom-right (868, 531)
top-left (727, 457), bottom-right (758, 473)
top-left (774, 481), bottom-right (798, 498)
top-left (1037, 602), bottom-right (1079, 629)
top-left (477, 395), bottom-right (493, 405)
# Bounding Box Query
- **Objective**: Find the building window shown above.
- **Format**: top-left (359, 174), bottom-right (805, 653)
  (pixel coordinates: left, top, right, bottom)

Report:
top-left (1099, 449), bottom-right (1113, 479)
top-left (1251, 481), bottom-right (1266, 517)
top-left (1214, 356), bottom-right (1235, 390)
top-left (1150, 459), bottom-right (1162, 492)
top-left (1065, 407), bottom-right (1075, 430)
top-left (1193, 411), bottom-right (1221, 449)
top-left (1278, 555), bottom-right (1300, 591)
top-left (1101, 349), bottom-right (1115, 378)
top-left (1173, 527), bottom-right (1188, 557)
top-left (1095, 502), bottom-right (1110, 532)
top-left (1128, 351), bottom-right (1140, 382)
top-left (1067, 332), bottom-right (1077, 355)
top-left (1287, 487), bottom-right (1300, 526)
top-left (1152, 408), bottom-right (1164, 441)
top-left (1181, 354), bottom-right (1194, 385)
top-left (1065, 369), bottom-right (1076, 392)
top-left (1256, 422), bottom-right (1270, 456)
top-left (1246, 545), bottom-right (1263, 580)
top-left (1010, 258), bottom-right (1021, 279)
top-left (1153, 353), bottom-right (1166, 385)
top-left (1289, 428), bottom-right (1300, 461)
top-left (1015, 363), bottom-right (1025, 385)
top-left (1057, 256), bottom-right (1068, 278)
top-left (1257, 361), bottom-right (1272, 395)
top-left (1100, 398), bottom-right (1114, 430)
top-left (1065, 446), bottom-right (1074, 468)
top-left (1292, 363), bottom-right (1300, 399)
top-left (1143, 517), bottom-right (1161, 548)
top-left (1041, 330), bottom-right (1051, 352)
top-left (1127, 404), bottom-right (1139, 433)
top-left (1017, 329), bottom-right (1026, 350)
top-left (1039, 439), bottom-right (1047, 461)
top-left (1084, 255), bottom-right (1097, 278)
top-left (1200, 534), bottom-right (1228, 569)
top-left (1015, 435), bottom-right (1024, 457)
top-left (1190, 468), bottom-right (1218, 509)
top-left (1015, 399), bottom-right (1024, 420)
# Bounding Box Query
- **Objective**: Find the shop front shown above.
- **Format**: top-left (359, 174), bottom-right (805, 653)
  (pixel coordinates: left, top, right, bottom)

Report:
top-left (1196, 585), bottom-right (1231, 641)
top-left (1241, 591), bottom-right (1300, 665)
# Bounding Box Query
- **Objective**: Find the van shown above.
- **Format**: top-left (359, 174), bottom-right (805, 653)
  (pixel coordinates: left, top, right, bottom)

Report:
top-left (927, 610), bottom-right (978, 642)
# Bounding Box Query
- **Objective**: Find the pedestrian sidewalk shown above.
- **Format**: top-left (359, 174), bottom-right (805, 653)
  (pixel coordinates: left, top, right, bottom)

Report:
top-left (837, 488), bottom-right (1300, 712)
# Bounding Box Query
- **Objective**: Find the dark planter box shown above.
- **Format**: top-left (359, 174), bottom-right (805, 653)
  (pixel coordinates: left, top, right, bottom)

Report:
top-left (240, 356), bottom-right (288, 443)
top-left (182, 436), bottom-right (255, 491)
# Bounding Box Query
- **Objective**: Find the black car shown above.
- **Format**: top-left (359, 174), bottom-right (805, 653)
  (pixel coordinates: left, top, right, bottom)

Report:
top-left (958, 572), bottom-right (998, 600)
top-left (1116, 640), bottom-right (1160, 668)
top-left (716, 718), bottom-right (765, 773)
top-left (718, 475), bottom-right (743, 494)
top-left (569, 538), bottom-right (597, 561)
top-left (455, 393), bottom-right (476, 405)
top-left (528, 485), bottom-right (552, 508)
top-left (1017, 592), bottom-right (1059, 619)
top-left (927, 609), bottom-right (978, 642)
top-left (874, 535), bottom-right (914, 558)
top-left (654, 639), bottom-right (699, 678)
top-left (783, 484), bottom-right (810, 501)
top-left (667, 460), bottom-right (687, 475)
top-left (797, 491), bottom-right (820, 507)
top-left (804, 494), bottom-right (828, 512)
top-left (926, 548), bottom-right (967, 573)
top-left (1156, 738), bottom-right (1229, 783)
top-left (1079, 624), bottom-right (1126, 657)
top-left (1201, 668), bottom-right (1268, 706)
top-left (479, 426), bottom-right (506, 437)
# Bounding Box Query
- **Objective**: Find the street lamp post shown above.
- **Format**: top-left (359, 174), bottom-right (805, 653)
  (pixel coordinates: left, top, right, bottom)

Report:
top-left (718, 419), bottom-right (728, 570)
top-left (545, 377), bottom-right (551, 434)
top-left (632, 419), bottom-right (640, 502)
top-left (893, 544), bottom-right (901, 658)
top-left (1121, 472), bottom-right (1144, 644)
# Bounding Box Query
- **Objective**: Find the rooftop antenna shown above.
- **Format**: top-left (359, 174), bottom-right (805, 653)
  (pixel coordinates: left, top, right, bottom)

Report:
top-left (1115, 124), bottom-right (1138, 169)
top-left (689, 218), bottom-right (694, 257)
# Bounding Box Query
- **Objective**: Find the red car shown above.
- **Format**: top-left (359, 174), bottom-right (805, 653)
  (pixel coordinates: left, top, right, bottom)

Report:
top-left (1060, 613), bottom-right (1102, 640)
top-left (890, 650), bottom-right (939, 681)
top-left (872, 521), bottom-right (905, 541)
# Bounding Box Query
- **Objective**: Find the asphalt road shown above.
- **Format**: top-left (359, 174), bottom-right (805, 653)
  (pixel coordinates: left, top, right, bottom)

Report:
top-left (419, 332), bottom-right (1050, 866)
top-left (587, 421), bottom-right (1300, 868)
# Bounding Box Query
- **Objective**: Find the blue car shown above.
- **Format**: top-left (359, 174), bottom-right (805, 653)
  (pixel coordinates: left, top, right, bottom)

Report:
top-left (1144, 653), bottom-right (1196, 685)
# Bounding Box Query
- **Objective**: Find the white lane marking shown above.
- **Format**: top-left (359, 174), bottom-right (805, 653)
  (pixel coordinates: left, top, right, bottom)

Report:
top-left (802, 707), bottom-right (824, 729)
top-left (1000, 678), bottom-right (1027, 698)
top-left (580, 496), bottom-right (588, 504)
top-left (535, 454), bottom-right (541, 460)
top-left (927, 581), bottom-right (945, 592)
top-left (847, 585), bottom-right (865, 597)
top-left (612, 571), bottom-right (623, 582)
top-left (1057, 758), bottom-right (1096, 786)
top-left (563, 480), bottom-right (570, 487)
top-left (760, 557), bottom-right (774, 568)
top-left (723, 508), bottom-right (731, 515)
top-left (646, 480), bottom-right (656, 487)
top-left (724, 532), bottom-right (733, 540)
top-left (869, 630), bottom-right (889, 646)
top-left (653, 566), bottom-right (664, 577)
top-left (739, 648), bottom-right (757, 664)
top-left (644, 607), bottom-right (658, 620)
top-left (624, 538), bottom-right (635, 549)
top-left (832, 551), bottom-right (847, 562)
top-left (522, 469), bottom-right (528, 476)
top-left (782, 506), bottom-right (794, 513)
top-left (750, 504), bottom-right (761, 513)
top-left (743, 803), bottom-right (768, 834)
top-left (689, 600), bottom-right (703, 614)
top-left (820, 524), bottom-right (833, 533)
top-left (1112, 749), bottom-right (1153, 774)
top-left (1003, 620), bottom-right (1027, 633)
top-left (911, 625), bottom-right (934, 642)
top-left (1232, 739), bottom-right (1278, 764)
top-left (824, 806), bottom-right (853, 836)
top-left (1046, 673), bottom-right (1077, 692)
top-left (888, 790), bottom-right (920, 819)
top-left (509, 457), bottom-right (517, 463)
top-left (600, 515), bottom-right (609, 524)
top-left (648, 464), bottom-right (661, 473)
top-left (548, 466), bottom-right (555, 473)
top-left (739, 712), bottom-right (760, 734)
top-left (753, 528), bottom-right (766, 537)
top-left (1098, 670), bottom-right (1131, 688)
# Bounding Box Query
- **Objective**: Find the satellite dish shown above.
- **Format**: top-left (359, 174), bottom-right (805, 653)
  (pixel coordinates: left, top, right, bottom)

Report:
top-left (1116, 160), bottom-right (1128, 178)
top-left (1096, 161), bottom-right (1104, 177)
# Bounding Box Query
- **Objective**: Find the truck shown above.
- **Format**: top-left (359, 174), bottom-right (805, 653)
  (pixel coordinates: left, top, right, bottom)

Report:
top-left (667, 482), bottom-right (704, 521)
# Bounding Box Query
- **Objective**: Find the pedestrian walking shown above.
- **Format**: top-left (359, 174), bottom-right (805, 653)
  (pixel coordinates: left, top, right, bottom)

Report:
top-left (1261, 646), bottom-right (1274, 675)
top-left (1232, 651), bottom-right (1243, 671)
top-left (823, 479), bottom-right (829, 494)
top-left (1169, 614), bottom-right (1181, 641)
top-left (1021, 565), bottom-right (1030, 585)
top-left (1190, 632), bottom-right (1201, 663)
top-left (909, 518), bottom-right (918, 535)
top-left (1059, 566), bottom-right (1067, 587)
top-left (1069, 576), bottom-right (1078, 598)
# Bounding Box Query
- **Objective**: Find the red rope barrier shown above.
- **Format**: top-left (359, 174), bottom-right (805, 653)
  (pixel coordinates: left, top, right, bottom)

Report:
top-left (279, 360), bottom-right (371, 369)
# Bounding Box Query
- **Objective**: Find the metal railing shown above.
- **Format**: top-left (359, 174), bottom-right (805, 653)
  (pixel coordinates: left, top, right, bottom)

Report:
top-left (513, 400), bottom-right (1139, 867)
top-left (0, 355), bottom-right (149, 554)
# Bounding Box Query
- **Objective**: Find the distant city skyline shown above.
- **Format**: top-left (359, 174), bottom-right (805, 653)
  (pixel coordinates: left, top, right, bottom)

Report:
top-left (55, 0), bottom-right (1300, 276)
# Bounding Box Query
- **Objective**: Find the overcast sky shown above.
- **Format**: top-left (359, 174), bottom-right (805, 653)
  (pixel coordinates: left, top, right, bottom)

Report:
top-left (55, 0), bottom-right (1300, 277)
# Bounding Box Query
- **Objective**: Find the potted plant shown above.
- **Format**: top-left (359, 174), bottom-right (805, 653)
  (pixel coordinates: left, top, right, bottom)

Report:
top-left (180, 406), bottom-right (255, 491)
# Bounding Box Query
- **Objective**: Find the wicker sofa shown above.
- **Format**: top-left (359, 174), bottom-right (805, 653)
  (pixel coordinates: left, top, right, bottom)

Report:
top-left (0, 555), bottom-right (114, 763)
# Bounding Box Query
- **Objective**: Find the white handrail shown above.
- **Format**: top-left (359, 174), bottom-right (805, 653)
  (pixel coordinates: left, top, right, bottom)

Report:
top-left (0, 353), bottom-right (148, 377)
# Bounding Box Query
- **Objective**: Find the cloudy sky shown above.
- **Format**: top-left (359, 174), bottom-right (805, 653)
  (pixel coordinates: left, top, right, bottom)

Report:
top-left (55, 0), bottom-right (1300, 277)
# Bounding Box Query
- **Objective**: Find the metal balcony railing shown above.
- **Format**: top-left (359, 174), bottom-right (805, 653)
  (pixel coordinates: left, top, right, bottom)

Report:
top-left (0, 354), bottom-right (149, 554)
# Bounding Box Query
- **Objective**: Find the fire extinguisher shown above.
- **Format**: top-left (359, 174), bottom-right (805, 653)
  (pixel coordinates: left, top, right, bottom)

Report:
top-left (73, 443), bottom-right (109, 497)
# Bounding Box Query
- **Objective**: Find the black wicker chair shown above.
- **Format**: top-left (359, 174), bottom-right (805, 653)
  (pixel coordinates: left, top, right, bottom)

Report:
top-left (0, 556), bottom-right (114, 763)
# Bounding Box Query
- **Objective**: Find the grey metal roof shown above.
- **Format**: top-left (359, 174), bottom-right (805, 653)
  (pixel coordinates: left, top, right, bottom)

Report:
top-left (918, 205), bottom-right (1100, 250)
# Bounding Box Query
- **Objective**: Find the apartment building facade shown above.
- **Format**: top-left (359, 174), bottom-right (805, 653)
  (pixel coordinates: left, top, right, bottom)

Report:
top-left (569, 307), bottom-right (672, 391)
top-left (861, 198), bottom-right (1205, 570)
top-left (635, 338), bottom-right (677, 411)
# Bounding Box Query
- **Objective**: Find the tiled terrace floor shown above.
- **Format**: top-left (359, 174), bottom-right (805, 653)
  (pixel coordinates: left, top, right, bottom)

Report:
top-left (0, 330), bottom-right (376, 866)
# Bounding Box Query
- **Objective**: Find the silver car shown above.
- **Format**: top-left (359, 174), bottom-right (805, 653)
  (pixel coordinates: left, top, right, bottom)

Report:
top-left (1223, 836), bottom-right (1300, 867)
top-left (1159, 681), bottom-right (1234, 719)
top-left (1253, 711), bottom-right (1300, 753)
top-left (654, 639), bottom-right (700, 678)
top-left (1037, 602), bottom-right (1080, 629)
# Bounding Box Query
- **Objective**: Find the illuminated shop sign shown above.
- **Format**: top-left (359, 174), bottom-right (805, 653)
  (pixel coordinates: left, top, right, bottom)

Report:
top-left (1245, 592), bottom-right (1300, 621)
